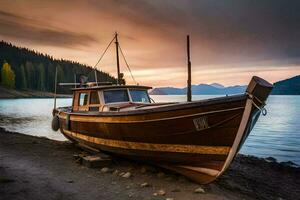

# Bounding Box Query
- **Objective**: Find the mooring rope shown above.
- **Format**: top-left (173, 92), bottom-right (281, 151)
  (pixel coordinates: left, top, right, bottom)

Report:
top-left (246, 92), bottom-right (267, 116)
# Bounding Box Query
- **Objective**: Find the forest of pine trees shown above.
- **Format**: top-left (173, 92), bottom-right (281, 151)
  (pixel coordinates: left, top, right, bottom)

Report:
top-left (0, 41), bottom-right (118, 93)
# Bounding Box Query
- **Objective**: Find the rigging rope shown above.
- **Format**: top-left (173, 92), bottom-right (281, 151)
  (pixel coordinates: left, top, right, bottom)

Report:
top-left (118, 44), bottom-right (137, 85)
top-left (93, 35), bottom-right (116, 69)
top-left (91, 34), bottom-right (137, 85)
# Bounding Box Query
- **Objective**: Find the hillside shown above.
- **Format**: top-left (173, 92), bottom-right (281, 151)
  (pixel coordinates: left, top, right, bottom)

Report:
top-left (149, 84), bottom-right (247, 95)
top-left (0, 41), bottom-right (117, 93)
top-left (271, 75), bottom-right (300, 95)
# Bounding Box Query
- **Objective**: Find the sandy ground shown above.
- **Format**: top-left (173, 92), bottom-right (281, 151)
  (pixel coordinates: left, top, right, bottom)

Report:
top-left (0, 128), bottom-right (299, 200)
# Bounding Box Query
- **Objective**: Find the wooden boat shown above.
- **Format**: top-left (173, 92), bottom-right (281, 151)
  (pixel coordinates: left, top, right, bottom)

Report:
top-left (52, 34), bottom-right (273, 184)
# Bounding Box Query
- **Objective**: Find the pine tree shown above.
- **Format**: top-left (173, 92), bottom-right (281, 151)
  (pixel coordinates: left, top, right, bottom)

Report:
top-left (56, 64), bottom-right (64, 82)
top-left (25, 61), bottom-right (34, 89)
top-left (47, 63), bottom-right (55, 92)
top-left (1, 62), bottom-right (15, 88)
top-left (37, 63), bottom-right (45, 91)
top-left (19, 64), bottom-right (27, 89)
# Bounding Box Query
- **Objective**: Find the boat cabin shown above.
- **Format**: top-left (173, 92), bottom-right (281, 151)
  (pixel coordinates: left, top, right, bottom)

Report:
top-left (72, 85), bottom-right (152, 112)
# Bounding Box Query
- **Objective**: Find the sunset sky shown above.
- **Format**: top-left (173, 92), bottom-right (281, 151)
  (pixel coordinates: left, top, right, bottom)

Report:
top-left (0, 0), bottom-right (300, 87)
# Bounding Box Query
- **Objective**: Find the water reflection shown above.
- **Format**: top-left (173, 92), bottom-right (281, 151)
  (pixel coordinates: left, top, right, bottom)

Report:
top-left (0, 98), bottom-right (72, 141)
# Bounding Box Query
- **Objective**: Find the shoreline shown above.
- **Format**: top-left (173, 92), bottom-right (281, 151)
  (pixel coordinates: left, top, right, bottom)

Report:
top-left (0, 86), bottom-right (71, 99)
top-left (1, 127), bottom-right (299, 200)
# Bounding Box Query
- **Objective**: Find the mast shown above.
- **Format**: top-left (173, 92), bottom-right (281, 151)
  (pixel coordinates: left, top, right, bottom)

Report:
top-left (115, 33), bottom-right (121, 85)
top-left (187, 35), bottom-right (192, 102)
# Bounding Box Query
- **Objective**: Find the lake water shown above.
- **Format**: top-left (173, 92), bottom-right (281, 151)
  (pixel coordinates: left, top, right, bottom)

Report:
top-left (0, 95), bottom-right (299, 164)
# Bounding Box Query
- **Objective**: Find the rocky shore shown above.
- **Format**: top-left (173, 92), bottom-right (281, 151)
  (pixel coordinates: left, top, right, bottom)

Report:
top-left (0, 127), bottom-right (299, 200)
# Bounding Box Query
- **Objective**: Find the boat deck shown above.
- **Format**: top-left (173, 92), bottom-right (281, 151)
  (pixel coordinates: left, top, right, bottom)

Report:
top-left (57, 94), bottom-right (246, 116)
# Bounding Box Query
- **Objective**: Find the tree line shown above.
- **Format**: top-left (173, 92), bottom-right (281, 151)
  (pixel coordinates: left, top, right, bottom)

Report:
top-left (0, 41), bottom-right (118, 93)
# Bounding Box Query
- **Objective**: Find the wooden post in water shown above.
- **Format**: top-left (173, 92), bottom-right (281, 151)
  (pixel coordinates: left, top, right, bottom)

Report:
top-left (187, 35), bottom-right (192, 102)
top-left (54, 65), bottom-right (58, 110)
top-left (115, 33), bottom-right (121, 85)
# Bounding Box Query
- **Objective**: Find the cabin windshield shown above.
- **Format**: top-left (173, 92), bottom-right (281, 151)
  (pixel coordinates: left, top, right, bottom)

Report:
top-left (90, 91), bottom-right (100, 104)
top-left (129, 89), bottom-right (150, 103)
top-left (103, 89), bottom-right (129, 103)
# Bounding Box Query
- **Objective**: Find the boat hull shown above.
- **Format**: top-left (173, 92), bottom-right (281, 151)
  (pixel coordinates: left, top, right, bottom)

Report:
top-left (56, 76), bottom-right (273, 184)
top-left (57, 95), bottom-right (252, 183)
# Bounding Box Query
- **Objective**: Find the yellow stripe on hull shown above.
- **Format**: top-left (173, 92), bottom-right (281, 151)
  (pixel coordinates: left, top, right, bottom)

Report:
top-left (63, 129), bottom-right (230, 155)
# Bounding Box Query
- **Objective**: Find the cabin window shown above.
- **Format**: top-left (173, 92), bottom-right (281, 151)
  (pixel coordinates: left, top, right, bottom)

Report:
top-left (90, 91), bottom-right (100, 104)
top-left (103, 89), bottom-right (129, 103)
top-left (79, 92), bottom-right (89, 106)
top-left (129, 89), bottom-right (150, 103)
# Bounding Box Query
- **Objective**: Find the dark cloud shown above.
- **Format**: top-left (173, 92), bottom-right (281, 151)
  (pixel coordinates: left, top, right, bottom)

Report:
top-left (0, 11), bottom-right (97, 47)
top-left (1, 0), bottom-right (300, 66)
top-left (90, 0), bottom-right (300, 64)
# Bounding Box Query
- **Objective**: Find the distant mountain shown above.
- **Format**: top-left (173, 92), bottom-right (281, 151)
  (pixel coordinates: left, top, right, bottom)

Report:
top-left (209, 83), bottom-right (224, 89)
top-left (272, 75), bottom-right (300, 95)
top-left (149, 84), bottom-right (247, 95)
top-left (150, 87), bottom-right (185, 95)
top-left (150, 75), bottom-right (300, 95)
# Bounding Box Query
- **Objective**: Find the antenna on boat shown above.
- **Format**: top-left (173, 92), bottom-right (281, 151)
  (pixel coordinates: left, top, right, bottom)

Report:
top-left (94, 69), bottom-right (98, 85)
top-left (187, 35), bottom-right (192, 102)
top-left (115, 32), bottom-right (121, 85)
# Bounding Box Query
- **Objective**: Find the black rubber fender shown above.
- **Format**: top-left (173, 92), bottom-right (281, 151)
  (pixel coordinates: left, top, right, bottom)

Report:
top-left (51, 115), bottom-right (60, 131)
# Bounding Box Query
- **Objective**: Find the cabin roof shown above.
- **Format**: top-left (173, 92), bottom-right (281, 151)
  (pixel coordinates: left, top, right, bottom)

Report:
top-left (71, 85), bottom-right (152, 91)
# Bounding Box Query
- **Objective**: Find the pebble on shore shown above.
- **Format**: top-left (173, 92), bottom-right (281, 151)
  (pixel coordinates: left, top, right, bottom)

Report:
top-left (153, 189), bottom-right (166, 196)
top-left (194, 186), bottom-right (205, 193)
top-left (140, 182), bottom-right (150, 187)
top-left (100, 167), bottom-right (111, 173)
top-left (265, 157), bottom-right (277, 162)
top-left (122, 172), bottom-right (131, 178)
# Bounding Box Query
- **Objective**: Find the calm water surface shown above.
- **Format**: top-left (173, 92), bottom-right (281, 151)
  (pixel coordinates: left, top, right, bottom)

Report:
top-left (0, 95), bottom-right (299, 164)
